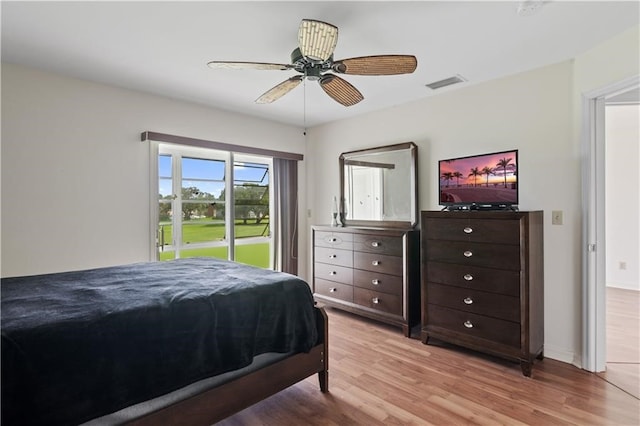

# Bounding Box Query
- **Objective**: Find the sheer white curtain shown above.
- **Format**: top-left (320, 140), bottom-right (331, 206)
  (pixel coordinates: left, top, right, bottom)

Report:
top-left (273, 158), bottom-right (298, 275)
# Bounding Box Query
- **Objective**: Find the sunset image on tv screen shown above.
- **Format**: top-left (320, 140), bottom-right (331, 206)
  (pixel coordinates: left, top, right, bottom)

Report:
top-left (439, 150), bottom-right (518, 205)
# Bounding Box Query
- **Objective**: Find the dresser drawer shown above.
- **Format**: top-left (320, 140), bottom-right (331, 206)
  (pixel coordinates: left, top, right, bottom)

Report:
top-left (428, 283), bottom-right (520, 322)
top-left (314, 262), bottom-right (353, 285)
top-left (426, 240), bottom-right (520, 271)
top-left (353, 234), bottom-right (403, 256)
top-left (427, 304), bottom-right (520, 348)
top-left (354, 287), bottom-right (402, 316)
top-left (315, 279), bottom-right (353, 303)
top-left (354, 252), bottom-right (403, 276)
top-left (353, 269), bottom-right (403, 296)
top-left (314, 231), bottom-right (353, 250)
top-left (426, 261), bottom-right (520, 297)
top-left (314, 246), bottom-right (353, 268)
top-left (424, 218), bottom-right (520, 244)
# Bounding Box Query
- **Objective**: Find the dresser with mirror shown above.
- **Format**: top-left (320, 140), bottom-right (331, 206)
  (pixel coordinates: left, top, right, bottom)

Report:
top-left (311, 142), bottom-right (420, 336)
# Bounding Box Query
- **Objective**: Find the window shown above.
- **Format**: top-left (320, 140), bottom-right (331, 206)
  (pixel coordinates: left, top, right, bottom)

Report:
top-left (156, 144), bottom-right (273, 269)
top-left (144, 131), bottom-right (301, 274)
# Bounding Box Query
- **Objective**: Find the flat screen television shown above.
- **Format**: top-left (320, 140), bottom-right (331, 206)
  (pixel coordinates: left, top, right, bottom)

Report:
top-left (439, 149), bottom-right (518, 209)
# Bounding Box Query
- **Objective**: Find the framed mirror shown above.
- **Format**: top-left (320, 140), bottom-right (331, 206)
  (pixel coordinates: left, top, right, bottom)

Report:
top-left (340, 142), bottom-right (418, 228)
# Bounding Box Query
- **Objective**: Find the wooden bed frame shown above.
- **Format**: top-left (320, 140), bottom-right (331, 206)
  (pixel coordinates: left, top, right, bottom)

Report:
top-left (125, 306), bottom-right (328, 426)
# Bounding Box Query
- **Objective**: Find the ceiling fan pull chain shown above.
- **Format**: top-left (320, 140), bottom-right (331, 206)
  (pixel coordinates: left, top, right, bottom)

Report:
top-left (303, 70), bottom-right (307, 132)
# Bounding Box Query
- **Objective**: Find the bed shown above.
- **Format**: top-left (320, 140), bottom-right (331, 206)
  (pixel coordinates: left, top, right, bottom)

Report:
top-left (1, 257), bottom-right (328, 425)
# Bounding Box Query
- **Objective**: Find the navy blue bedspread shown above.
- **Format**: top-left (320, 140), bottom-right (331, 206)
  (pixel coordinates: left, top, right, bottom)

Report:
top-left (1, 258), bottom-right (318, 425)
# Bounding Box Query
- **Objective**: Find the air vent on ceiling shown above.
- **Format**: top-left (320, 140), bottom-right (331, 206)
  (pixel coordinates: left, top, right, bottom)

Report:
top-left (425, 75), bottom-right (467, 90)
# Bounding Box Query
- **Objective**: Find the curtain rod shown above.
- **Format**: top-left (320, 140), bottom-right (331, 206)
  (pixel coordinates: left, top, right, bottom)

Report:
top-left (141, 131), bottom-right (303, 161)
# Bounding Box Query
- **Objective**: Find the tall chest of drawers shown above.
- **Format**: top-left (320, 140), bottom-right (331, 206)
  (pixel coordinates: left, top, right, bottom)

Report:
top-left (421, 211), bottom-right (544, 376)
top-left (312, 226), bottom-right (420, 337)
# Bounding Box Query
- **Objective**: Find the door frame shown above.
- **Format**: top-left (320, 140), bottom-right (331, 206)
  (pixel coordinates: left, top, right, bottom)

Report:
top-left (581, 75), bottom-right (639, 372)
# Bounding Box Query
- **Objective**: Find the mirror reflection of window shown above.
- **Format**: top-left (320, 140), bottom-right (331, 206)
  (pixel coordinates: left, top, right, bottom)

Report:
top-left (382, 153), bottom-right (411, 220)
top-left (349, 166), bottom-right (383, 220)
top-left (340, 142), bottom-right (417, 228)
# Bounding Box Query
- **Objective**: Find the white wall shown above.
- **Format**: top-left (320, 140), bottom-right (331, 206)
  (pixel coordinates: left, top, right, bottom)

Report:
top-left (307, 60), bottom-right (576, 364)
top-left (572, 24), bottom-right (640, 367)
top-left (605, 104), bottom-right (640, 291)
top-left (574, 25), bottom-right (640, 294)
top-left (573, 26), bottom-right (640, 100)
top-left (1, 64), bottom-right (308, 278)
top-left (306, 25), bottom-right (639, 367)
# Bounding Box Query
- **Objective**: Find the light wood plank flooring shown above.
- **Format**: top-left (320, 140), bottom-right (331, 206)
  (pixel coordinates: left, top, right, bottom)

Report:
top-left (219, 308), bottom-right (640, 425)
top-left (597, 287), bottom-right (640, 399)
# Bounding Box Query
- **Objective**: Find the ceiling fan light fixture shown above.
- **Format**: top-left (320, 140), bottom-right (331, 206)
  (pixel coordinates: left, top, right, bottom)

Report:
top-left (298, 19), bottom-right (338, 62)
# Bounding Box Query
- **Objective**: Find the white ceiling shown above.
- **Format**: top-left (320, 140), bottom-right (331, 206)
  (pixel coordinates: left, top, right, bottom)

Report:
top-left (2, 1), bottom-right (638, 128)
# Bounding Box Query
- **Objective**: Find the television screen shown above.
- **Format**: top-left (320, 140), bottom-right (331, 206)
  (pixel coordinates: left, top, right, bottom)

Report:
top-left (439, 149), bottom-right (518, 207)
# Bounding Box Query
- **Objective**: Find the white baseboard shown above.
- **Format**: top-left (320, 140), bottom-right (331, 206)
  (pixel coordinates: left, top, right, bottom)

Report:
top-left (606, 282), bottom-right (640, 292)
top-left (544, 345), bottom-right (581, 368)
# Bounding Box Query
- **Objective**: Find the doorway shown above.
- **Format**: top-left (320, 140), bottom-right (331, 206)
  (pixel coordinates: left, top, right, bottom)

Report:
top-left (598, 95), bottom-right (640, 398)
top-left (582, 77), bottom-right (639, 399)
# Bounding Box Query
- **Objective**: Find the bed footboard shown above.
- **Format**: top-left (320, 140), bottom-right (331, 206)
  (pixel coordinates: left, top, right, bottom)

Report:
top-left (315, 304), bottom-right (329, 392)
top-left (127, 306), bottom-right (329, 426)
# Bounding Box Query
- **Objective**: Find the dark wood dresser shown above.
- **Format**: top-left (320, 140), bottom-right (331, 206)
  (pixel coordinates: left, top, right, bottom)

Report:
top-left (420, 210), bottom-right (544, 376)
top-left (312, 226), bottom-right (420, 336)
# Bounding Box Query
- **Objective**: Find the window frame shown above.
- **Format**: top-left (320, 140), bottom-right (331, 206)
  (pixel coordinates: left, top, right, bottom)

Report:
top-left (150, 142), bottom-right (274, 268)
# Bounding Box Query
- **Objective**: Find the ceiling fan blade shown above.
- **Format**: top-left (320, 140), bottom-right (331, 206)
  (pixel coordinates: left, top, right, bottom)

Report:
top-left (298, 19), bottom-right (338, 61)
top-left (207, 61), bottom-right (293, 71)
top-left (332, 55), bottom-right (418, 75)
top-left (319, 74), bottom-right (363, 107)
top-left (255, 76), bottom-right (303, 104)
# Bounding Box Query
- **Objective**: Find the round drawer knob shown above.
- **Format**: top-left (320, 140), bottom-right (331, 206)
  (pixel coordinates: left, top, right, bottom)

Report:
top-left (329, 237), bottom-right (337, 242)
top-left (329, 271), bottom-right (337, 276)
top-left (329, 254), bottom-right (337, 259)
top-left (329, 287), bottom-right (337, 293)
top-left (463, 297), bottom-right (473, 305)
top-left (371, 241), bottom-right (380, 247)
top-left (463, 274), bottom-right (474, 281)
top-left (372, 260), bottom-right (380, 266)
top-left (371, 279), bottom-right (380, 285)
top-left (463, 250), bottom-right (473, 258)
top-left (372, 297), bottom-right (380, 304)
top-left (463, 227), bottom-right (473, 234)
top-left (464, 320), bottom-right (474, 328)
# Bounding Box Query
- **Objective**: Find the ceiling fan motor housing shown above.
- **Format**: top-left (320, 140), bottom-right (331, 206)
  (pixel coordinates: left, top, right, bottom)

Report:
top-left (291, 47), bottom-right (332, 80)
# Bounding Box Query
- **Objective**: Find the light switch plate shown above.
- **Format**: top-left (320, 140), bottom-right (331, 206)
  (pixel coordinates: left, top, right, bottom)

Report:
top-left (552, 210), bottom-right (563, 225)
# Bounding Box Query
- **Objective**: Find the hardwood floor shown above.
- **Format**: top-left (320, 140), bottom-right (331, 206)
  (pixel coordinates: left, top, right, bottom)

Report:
top-left (219, 308), bottom-right (640, 425)
top-left (597, 287), bottom-right (640, 399)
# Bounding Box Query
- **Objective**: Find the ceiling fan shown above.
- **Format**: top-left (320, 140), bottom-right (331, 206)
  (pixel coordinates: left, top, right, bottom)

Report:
top-left (207, 19), bottom-right (418, 107)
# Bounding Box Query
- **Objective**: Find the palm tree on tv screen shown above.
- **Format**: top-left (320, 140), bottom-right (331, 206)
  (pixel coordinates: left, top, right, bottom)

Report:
top-left (468, 167), bottom-right (481, 187)
top-left (452, 171), bottom-right (463, 187)
top-left (496, 157), bottom-right (513, 188)
top-left (441, 171), bottom-right (453, 187)
top-left (481, 166), bottom-right (494, 187)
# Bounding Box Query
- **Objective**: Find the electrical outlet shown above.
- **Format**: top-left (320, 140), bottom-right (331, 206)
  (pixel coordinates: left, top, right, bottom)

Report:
top-left (619, 261), bottom-right (627, 270)
top-left (552, 210), bottom-right (563, 225)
